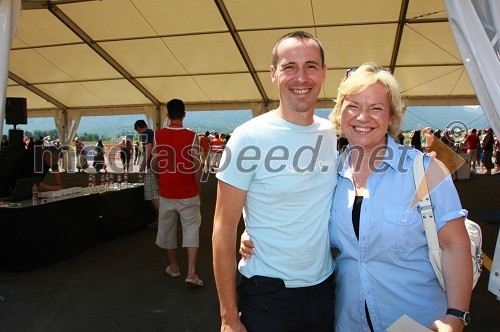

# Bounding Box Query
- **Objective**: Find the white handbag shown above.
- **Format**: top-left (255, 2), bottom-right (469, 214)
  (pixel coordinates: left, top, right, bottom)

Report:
top-left (413, 153), bottom-right (483, 291)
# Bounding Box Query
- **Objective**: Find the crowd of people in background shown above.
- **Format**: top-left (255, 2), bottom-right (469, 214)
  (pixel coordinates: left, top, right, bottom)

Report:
top-left (4, 135), bottom-right (62, 150)
top-left (416, 127), bottom-right (499, 176)
top-left (202, 130), bottom-right (230, 172)
top-left (3, 124), bottom-right (496, 177)
top-left (339, 126), bottom-right (500, 177)
top-left (336, 125), bottom-right (499, 182)
top-left (0, 127), bottom-right (233, 175)
top-left (69, 128), bottom-right (230, 174)
top-left (194, 130), bottom-right (231, 173)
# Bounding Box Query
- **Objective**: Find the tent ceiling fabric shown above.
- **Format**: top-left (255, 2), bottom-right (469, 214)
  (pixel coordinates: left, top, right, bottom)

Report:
top-left (8, 0), bottom-right (478, 115)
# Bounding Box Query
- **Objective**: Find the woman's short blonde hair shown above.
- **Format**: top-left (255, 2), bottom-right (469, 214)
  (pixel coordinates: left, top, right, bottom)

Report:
top-left (329, 62), bottom-right (405, 139)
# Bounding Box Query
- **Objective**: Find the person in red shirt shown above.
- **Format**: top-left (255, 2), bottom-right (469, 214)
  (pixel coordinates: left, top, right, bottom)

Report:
top-left (209, 133), bottom-right (224, 171)
top-left (74, 138), bottom-right (85, 172)
top-left (152, 99), bottom-right (203, 287)
top-left (464, 129), bottom-right (481, 169)
top-left (74, 138), bottom-right (84, 155)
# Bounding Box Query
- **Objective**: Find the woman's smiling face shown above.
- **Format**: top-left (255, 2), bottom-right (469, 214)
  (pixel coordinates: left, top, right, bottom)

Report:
top-left (340, 82), bottom-right (393, 152)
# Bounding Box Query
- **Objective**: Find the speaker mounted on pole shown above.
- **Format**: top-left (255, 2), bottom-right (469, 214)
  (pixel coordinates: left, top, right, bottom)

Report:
top-left (5, 97), bottom-right (28, 127)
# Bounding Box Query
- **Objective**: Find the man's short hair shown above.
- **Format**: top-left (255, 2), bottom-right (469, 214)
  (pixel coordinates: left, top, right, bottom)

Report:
top-left (134, 119), bottom-right (148, 130)
top-left (166, 99), bottom-right (185, 120)
top-left (271, 30), bottom-right (325, 68)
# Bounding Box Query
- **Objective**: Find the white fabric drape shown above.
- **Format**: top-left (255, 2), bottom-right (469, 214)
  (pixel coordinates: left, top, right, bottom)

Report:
top-left (250, 102), bottom-right (277, 118)
top-left (445, 0), bottom-right (500, 136)
top-left (159, 104), bottom-right (169, 128)
top-left (250, 103), bottom-right (264, 118)
top-left (54, 109), bottom-right (81, 171)
top-left (144, 105), bottom-right (161, 130)
top-left (53, 109), bottom-right (69, 170)
top-left (446, 0), bottom-right (500, 300)
top-left (54, 109), bottom-right (81, 145)
top-left (0, 0), bottom-right (22, 140)
top-left (489, 232), bottom-right (500, 299)
top-left (66, 109), bottom-right (82, 144)
top-left (54, 110), bottom-right (66, 145)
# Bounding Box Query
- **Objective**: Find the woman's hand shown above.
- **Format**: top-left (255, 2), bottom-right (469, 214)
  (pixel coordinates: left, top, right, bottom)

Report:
top-left (428, 315), bottom-right (463, 332)
top-left (239, 229), bottom-right (255, 260)
top-left (422, 127), bottom-right (435, 153)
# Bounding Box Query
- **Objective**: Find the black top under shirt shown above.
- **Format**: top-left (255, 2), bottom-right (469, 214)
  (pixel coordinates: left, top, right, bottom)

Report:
top-left (352, 196), bottom-right (363, 239)
top-left (352, 195), bottom-right (374, 332)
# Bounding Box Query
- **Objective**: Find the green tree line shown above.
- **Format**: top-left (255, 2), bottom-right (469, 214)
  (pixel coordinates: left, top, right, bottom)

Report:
top-left (24, 129), bottom-right (142, 142)
top-left (23, 129), bottom-right (135, 142)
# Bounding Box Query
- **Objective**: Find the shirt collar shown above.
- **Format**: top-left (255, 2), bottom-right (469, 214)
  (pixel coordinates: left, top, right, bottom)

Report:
top-left (383, 135), bottom-right (410, 171)
top-left (338, 134), bottom-right (410, 178)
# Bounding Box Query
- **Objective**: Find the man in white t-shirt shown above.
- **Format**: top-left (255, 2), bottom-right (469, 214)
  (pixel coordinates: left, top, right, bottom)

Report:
top-left (212, 31), bottom-right (338, 332)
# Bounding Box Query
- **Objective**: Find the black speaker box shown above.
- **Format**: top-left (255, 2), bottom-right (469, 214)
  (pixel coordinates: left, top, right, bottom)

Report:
top-left (5, 97), bottom-right (27, 125)
top-left (8, 129), bottom-right (25, 150)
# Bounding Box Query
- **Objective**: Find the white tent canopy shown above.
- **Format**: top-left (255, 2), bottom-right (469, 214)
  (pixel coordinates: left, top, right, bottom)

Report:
top-left (4, 0), bottom-right (481, 133)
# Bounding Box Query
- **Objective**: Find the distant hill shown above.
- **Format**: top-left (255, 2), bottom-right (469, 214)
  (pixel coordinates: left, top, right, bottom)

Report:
top-left (183, 110), bottom-right (253, 134)
top-left (3, 106), bottom-right (491, 138)
top-left (401, 105), bottom-right (490, 131)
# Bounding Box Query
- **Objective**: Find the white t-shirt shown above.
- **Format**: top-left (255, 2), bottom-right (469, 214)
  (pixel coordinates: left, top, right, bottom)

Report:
top-left (216, 111), bottom-right (338, 287)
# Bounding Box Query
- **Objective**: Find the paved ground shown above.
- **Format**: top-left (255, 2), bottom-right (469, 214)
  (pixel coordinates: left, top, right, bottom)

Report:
top-left (0, 171), bottom-right (499, 331)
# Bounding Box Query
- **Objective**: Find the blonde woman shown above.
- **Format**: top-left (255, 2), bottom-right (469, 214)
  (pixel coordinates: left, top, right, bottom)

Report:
top-left (329, 63), bottom-right (471, 331)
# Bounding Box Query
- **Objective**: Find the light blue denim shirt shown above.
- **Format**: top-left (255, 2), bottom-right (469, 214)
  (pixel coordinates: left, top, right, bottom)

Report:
top-left (330, 135), bottom-right (467, 332)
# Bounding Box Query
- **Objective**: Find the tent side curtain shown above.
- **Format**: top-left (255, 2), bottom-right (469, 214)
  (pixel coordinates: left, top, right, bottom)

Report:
top-left (143, 105), bottom-right (162, 131)
top-left (250, 102), bottom-right (278, 118)
top-left (0, 0), bottom-right (22, 142)
top-left (66, 109), bottom-right (81, 144)
top-left (160, 105), bottom-right (168, 128)
top-left (445, 0), bottom-right (500, 135)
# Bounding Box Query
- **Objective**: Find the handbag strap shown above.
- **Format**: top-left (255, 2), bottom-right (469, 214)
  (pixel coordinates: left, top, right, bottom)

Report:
top-left (413, 153), bottom-right (441, 251)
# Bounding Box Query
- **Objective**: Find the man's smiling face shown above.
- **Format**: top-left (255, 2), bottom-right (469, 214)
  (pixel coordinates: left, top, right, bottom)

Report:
top-left (271, 37), bottom-right (326, 117)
